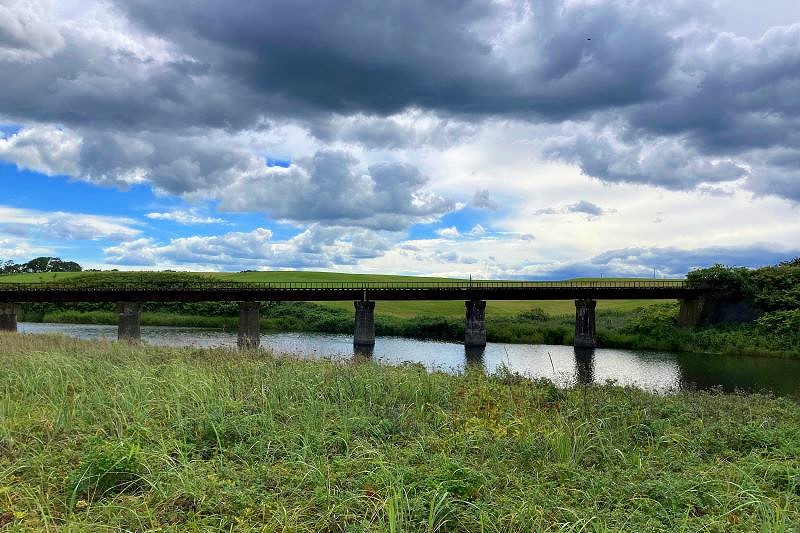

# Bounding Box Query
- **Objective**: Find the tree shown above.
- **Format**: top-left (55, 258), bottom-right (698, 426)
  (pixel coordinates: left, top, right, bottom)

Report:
top-left (0, 257), bottom-right (83, 274)
top-left (0, 259), bottom-right (21, 274)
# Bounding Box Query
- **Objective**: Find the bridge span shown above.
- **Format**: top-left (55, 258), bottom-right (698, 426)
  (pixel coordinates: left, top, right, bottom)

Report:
top-left (0, 280), bottom-right (722, 349)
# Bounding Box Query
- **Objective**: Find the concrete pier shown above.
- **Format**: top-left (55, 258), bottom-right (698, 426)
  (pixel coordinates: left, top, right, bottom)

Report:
top-left (117, 302), bottom-right (141, 342)
top-left (0, 303), bottom-right (20, 332)
top-left (465, 299), bottom-right (487, 347)
top-left (678, 295), bottom-right (711, 328)
top-left (574, 299), bottom-right (597, 348)
top-left (354, 300), bottom-right (375, 345)
top-left (237, 301), bottom-right (261, 349)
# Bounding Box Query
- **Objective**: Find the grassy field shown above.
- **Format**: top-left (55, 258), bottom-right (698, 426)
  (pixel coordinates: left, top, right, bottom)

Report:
top-left (0, 333), bottom-right (798, 531)
top-left (0, 270), bottom-right (666, 318)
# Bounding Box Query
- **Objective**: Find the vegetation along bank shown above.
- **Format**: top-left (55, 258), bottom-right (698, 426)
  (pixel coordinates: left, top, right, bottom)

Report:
top-left (0, 333), bottom-right (798, 530)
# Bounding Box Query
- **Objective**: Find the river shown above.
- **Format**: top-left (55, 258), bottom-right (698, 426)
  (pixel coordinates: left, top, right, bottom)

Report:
top-left (16, 322), bottom-right (800, 396)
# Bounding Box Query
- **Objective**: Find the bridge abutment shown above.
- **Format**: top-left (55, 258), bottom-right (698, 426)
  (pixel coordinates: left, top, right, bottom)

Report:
top-left (465, 299), bottom-right (487, 347)
top-left (678, 292), bottom-right (755, 328)
top-left (237, 301), bottom-right (261, 350)
top-left (117, 302), bottom-right (141, 342)
top-left (354, 300), bottom-right (376, 346)
top-left (0, 303), bottom-right (20, 332)
top-left (574, 299), bottom-right (597, 348)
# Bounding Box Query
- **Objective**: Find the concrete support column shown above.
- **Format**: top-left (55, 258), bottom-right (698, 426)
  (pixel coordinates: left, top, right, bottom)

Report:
top-left (237, 301), bottom-right (261, 350)
top-left (117, 302), bottom-right (141, 343)
top-left (0, 303), bottom-right (20, 332)
top-left (678, 297), bottom-right (705, 328)
top-left (465, 299), bottom-right (487, 347)
top-left (574, 299), bottom-right (597, 348)
top-left (354, 300), bottom-right (375, 346)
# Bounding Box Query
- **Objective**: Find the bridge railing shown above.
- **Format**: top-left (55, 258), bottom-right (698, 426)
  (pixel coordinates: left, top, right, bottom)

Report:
top-left (0, 279), bottom-right (717, 291)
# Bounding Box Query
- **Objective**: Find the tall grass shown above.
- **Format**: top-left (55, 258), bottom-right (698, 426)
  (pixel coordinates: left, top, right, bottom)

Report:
top-left (0, 333), bottom-right (798, 530)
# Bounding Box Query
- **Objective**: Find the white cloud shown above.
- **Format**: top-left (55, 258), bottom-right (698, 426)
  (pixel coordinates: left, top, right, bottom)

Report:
top-left (0, 237), bottom-right (51, 259)
top-left (468, 224), bottom-right (486, 236)
top-left (534, 200), bottom-right (616, 219)
top-left (103, 225), bottom-right (393, 269)
top-left (146, 210), bottom-right (228, 225)
top-left (436, 226), bottom-right (460, 238)
top-left (0, 0), bottom-right (65, 62)
top-left (0, 206), bottom-right (140, 241)
top-left (0, 125), bottom-right (81, 177)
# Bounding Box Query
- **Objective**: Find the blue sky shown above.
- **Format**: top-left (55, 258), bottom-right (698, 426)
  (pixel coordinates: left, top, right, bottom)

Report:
top-left (0, 0), bottom-right (799, 278)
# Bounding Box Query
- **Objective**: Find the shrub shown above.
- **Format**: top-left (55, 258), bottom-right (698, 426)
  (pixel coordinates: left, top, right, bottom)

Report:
top-left (515, 307), bottom-right (549, 322)
top-left (687, 264), bottom-right (755, 301)
top-left (756, 310), bottom-right (800, 345)
top-left (67, 439), bottom-right (145, 504)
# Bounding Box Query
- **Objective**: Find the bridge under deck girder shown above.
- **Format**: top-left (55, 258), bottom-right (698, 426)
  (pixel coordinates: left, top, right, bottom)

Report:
top-left (0, 281), bottom-right (723, 349)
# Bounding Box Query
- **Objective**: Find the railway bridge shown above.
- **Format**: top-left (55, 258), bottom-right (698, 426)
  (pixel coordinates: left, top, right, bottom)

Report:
top-left (0, 280), bottom-right (724, 349)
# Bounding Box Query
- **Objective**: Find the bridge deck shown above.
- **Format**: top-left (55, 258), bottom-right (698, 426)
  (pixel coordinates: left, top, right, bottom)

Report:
top-left (0, 280), bottom-right (715, 302)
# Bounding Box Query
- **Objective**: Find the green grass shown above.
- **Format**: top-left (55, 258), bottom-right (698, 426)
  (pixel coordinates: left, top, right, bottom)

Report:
top-left (0, 333), bottom-right (798, 531)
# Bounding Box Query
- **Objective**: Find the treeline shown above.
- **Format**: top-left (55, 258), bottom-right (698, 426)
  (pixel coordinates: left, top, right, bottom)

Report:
top-left (1, 256), bottom-right (82, 275)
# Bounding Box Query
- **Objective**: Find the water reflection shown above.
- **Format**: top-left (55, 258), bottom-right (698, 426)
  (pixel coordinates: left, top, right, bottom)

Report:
top-left (15, 322), bottom-right (800, 396)
top-left (353, 343), bottom-right (375, 359)
top-left (464, 345), bottom-right (486, 370)
top-left (573, 347), bottom-right (595, 385)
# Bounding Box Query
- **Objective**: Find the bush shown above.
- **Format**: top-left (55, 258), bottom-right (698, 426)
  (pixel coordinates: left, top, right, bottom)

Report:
top-left (515, 307), bottom-right (549, 322)
top-left (67, 439), bottom-right (145, 503)
top-left (687, 264), bottom-right (755, 301)
top-left (756, 310), bottom-right (800, 346)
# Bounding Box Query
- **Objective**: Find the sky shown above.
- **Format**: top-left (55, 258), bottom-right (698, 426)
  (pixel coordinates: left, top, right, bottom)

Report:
top-left (0, 0), bottom-right (798, 279)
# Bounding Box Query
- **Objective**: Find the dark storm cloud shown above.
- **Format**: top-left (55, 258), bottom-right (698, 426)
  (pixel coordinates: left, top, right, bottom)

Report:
top-left (11, 0), bottom-right (680, 131)
top-left (0, 0), bottom-right (798, 205)
top-left (544, 24), bottom-right (800, 199)
top-left (114, 0), bottom-right (680, 119)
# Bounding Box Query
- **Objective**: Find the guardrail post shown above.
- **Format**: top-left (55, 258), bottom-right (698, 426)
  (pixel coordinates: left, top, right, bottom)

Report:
top-left (354, 300), bottom-right (375, 346)
top-left (237, 301), bottom-right (261, 350)
top-left (0, 303), bottom-right (20, 332)
top-left (117, 302), bottom-right (141, 343)
top-left (465, 299), bottom-right (487, 347)
top-left (574, 299), bottom-right (597, 348)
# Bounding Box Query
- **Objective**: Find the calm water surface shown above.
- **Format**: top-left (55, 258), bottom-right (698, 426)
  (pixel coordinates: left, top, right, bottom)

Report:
top-left (17, 322), bottom-right (800, 396)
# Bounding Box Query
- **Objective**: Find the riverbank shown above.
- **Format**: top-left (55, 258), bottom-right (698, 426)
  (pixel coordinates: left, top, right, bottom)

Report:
top-left (0, 333), bottom-right (798, 530)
